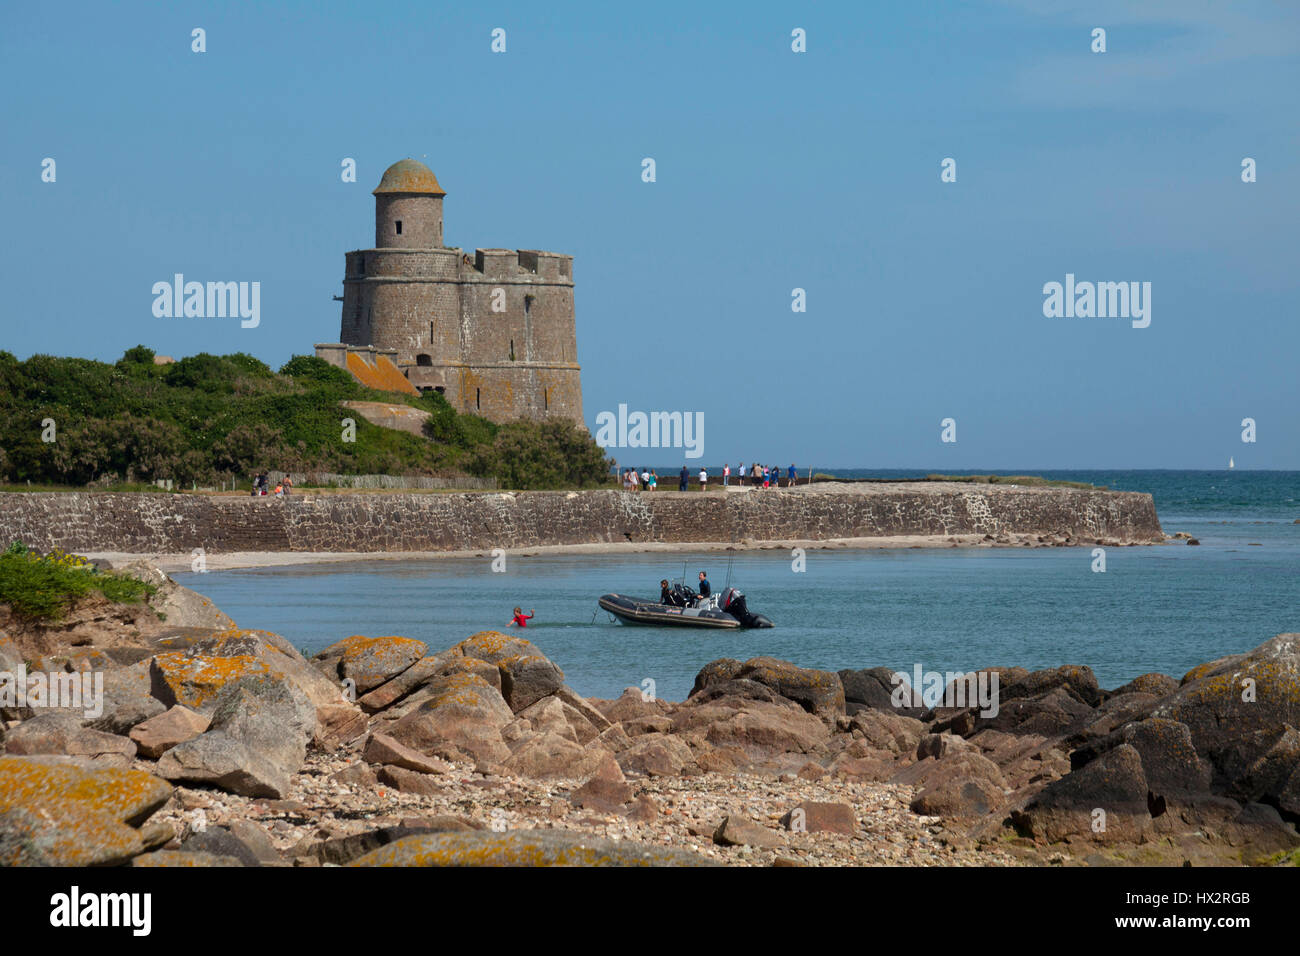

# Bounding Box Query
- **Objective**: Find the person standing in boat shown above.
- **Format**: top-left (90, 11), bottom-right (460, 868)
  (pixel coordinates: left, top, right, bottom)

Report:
top-left (697, 571), bottom-right (711, 601)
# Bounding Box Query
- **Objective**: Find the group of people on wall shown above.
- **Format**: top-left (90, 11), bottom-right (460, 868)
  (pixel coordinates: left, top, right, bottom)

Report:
top-left (621, 463), bottom-right (800, 491)
top-left (250, 471), bottom-right (293, 496)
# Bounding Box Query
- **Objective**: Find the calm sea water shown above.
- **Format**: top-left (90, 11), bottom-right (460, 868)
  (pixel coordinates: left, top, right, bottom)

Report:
top-left (173, 470), bottom-right (1299, 702)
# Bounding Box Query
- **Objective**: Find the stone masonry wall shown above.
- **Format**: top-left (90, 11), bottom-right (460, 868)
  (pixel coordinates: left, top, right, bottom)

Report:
top-left (0, 487), bottom-right (1163, 555)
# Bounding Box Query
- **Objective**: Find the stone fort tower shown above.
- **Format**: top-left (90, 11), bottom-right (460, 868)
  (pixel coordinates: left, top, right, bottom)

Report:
top-left (316, 159), bottom-right (583, 424)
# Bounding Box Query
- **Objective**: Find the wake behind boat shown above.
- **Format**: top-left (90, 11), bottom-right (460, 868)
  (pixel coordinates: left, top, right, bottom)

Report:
top-left (599, 584), bottom-right (774, 629)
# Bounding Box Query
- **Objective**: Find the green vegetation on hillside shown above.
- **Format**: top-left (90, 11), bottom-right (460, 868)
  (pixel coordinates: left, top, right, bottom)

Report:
top-left (0, 348), bottom-right (610, 490)
top-left (0, 542), bottom-right (155, 620)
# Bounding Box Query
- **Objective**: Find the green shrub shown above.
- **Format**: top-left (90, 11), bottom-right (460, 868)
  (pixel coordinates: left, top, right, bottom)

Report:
top-left (0, 546), bottom-right (155, 620)
top-left (0, 350), bottom-right (601, 489)
top-left (467, 418), bottom-right (610, 489)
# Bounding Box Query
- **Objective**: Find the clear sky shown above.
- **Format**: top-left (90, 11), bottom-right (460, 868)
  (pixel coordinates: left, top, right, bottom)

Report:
top-left (2, 1), bottom-right (1297, 469)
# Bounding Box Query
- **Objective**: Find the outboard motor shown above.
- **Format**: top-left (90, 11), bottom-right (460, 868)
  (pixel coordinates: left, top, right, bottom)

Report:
top-left (720, 587), bottom-right (773, 628)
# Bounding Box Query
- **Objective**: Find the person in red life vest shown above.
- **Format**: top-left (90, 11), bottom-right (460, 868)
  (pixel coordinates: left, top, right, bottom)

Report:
top-left (509, 606), bottom-right (535, 628)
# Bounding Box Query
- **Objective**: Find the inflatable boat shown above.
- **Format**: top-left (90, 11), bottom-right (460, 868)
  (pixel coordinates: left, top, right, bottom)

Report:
top-left (598, 586), bottom-right (774, 629)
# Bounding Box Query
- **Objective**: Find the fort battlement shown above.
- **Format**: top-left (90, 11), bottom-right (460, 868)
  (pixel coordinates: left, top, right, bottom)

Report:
top-left (319, 159), bottom-right (583, 425)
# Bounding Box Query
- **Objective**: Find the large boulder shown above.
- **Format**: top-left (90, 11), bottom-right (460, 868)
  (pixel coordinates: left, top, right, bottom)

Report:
top-left (3, 713), bottom-right (137, 760)
top-left (386, 672), bottom-right (515, 765)
top-left (451, 631), bottom-right (540, 665)
top-left (1154, 634), bottom-right (1300, 794)
top-left (945, 685), bottom-right (1097, 739)
top-left (838, 667), bottom-right (925, 718)
top-left (690, 659), bottom-right (745, 695)
top-left (312, 634), bottom-right (428, 694)
top-left (150, 652), bottom-right (270, 713)
top-left (591, 687), bottom-right (672, 724)
top-left (90, 661), bottom-right (167, 734)
top-left (713, 814), bottom-right (786, 848)
top-left (497, 654), bottom-right (565, 713)
top-left (117, 561), bottom-right (236, 631)
top-left (156, 675), bottom-right (315, 798)
top-left (129, 706), bottom-right (211, 759)
top-left (153, 629), bottom-right (365, 749)
top-left (893, 751), bottom-right (1008, 820)
top-left (568, 754), bottom-right (632, 811)
top-left (501, 733), bottom-right (611, 781)
top-left (447, 632), bottom-right (566, 713)
top-left (0, 755), bottom-right (171, 866)
top-left (1010, 744), bottom-right (1153, 844)
top-left (1241, 725), bottom-right (1300, 817)
top-left (780, 801), bottom-right (856, 835)
top-left (616, 733), bottom-right (697, 777)
top-left (1110, 673), bottom-right (1179, 698)
top-left (845, 710), bottom-right (926, 755)
top-left (1070, 717), bottom-right (1212, 798)
top-left (693, 657), bottom-right (844, 717)
top-left (1001, 665), bottom-right (1102, 708)
top-left (673, 698), bottom-right (829, 761)
top-left (356, 655), bottom-right (448, 713)
top-left (516, 695), bottom-right (603, 745)
top-left (362, 732), bottom-right (452, 776)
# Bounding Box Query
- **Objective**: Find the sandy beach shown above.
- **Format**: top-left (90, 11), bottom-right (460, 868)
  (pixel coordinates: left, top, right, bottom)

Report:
top-left (85, 529), bottom-right (1132, 573)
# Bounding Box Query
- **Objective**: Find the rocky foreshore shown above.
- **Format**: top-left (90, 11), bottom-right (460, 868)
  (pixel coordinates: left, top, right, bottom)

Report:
top-left (2, 565), bottom-right (1296, 868)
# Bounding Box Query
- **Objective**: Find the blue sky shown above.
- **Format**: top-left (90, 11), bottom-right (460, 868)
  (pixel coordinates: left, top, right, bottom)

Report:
top-left (2, 0), bottom-right (1297, 468)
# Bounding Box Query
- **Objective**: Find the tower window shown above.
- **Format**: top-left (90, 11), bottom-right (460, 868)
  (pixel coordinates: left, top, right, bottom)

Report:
top-left (416, 354), bottom-right (432, 367)
top-left (476, 387), bottom-right (481, 410)
top-left (430, 321), bottom-right (435, 342)
top-left (395, 220), bottom-right (403, 235)
top-left (544, 388), bottom-right (549, 411)
top-left (509, 339), bottom-right (515, 361)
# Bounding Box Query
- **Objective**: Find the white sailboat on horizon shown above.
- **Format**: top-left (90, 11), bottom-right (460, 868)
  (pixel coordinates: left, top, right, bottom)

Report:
top-left (1229, 457), bottom-right (1235, 469)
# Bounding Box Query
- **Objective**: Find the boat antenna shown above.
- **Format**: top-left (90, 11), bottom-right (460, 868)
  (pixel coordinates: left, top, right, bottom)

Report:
top-left (724, 539), bottom-right (736, 591)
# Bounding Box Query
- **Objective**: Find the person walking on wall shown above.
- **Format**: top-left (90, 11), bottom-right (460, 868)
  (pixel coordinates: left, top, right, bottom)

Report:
top-left (679, 465), bottom-right (689, 492)
top-left (699, 467), bottom-right (708, 491)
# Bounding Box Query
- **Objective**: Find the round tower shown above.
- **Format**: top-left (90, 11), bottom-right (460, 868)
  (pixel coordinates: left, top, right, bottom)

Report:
top-left (372, 158), bottom-right (445, 249)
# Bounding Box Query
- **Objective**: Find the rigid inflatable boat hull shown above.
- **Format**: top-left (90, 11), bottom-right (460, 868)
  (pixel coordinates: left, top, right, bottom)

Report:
top-left (598, 593), bottom-right (772, 629)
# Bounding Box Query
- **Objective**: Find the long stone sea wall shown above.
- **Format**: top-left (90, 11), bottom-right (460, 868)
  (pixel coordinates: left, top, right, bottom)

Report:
top-left (0, 485), bottom-right (1163, 554)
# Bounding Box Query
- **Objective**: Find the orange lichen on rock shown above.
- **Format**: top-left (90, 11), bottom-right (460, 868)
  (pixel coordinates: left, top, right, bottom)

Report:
top-left (151, 652), bottom-right (269, 711)
top-left (455, 631), bottom-right (538, 664)
top-left (0, 756), bottom-right (171, 866)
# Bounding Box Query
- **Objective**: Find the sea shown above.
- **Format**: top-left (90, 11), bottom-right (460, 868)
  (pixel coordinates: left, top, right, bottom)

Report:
top-left (171, 470), bottom-right (1298, 703)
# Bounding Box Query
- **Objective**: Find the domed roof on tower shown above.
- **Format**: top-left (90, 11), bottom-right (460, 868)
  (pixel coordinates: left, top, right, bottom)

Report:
top-left (373, 159), bottom-right (446, 196)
